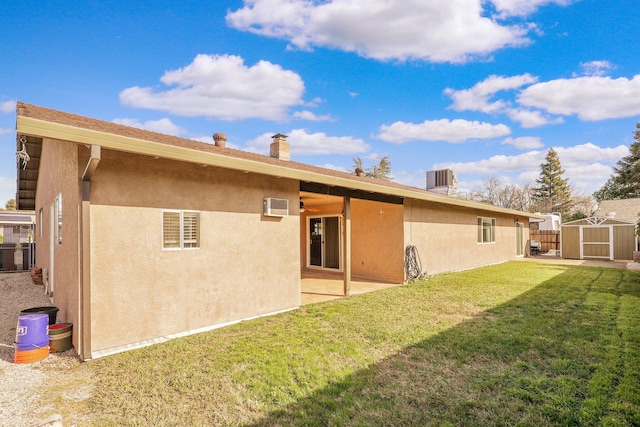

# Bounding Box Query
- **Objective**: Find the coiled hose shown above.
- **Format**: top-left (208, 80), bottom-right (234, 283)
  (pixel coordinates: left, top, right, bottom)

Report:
top-left (404, 245), bottom-right (423, 280)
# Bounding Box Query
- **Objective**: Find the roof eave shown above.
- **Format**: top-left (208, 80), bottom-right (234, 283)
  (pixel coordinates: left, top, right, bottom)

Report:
top-left (17, 115), bottom-right (541, 219)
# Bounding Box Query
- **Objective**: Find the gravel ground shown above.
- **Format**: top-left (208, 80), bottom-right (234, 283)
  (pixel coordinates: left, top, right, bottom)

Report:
top-left (0, 272), bottom-right (91, 427)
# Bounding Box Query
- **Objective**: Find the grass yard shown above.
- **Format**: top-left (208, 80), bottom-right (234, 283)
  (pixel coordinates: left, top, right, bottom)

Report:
top-left (79, 261), bottom-right (639, 426)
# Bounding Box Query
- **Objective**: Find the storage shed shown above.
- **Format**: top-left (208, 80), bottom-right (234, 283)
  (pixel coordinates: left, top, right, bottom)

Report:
top-left (561, 216), bottom-right (637, 261)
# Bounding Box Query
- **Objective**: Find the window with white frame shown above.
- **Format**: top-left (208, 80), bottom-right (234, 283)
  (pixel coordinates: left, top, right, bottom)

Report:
top-left (55, 194), bottom-right (62, 245)
top-left (39, 208), bottom-right (43, 239)
top-left (477, 217), bottom-right (496, 243)
top-left (163, 210), bottom-right (200, 249)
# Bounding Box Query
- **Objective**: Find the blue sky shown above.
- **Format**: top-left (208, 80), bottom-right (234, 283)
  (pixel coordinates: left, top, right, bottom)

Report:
top-left (2, 0), bottom-right (640, 208)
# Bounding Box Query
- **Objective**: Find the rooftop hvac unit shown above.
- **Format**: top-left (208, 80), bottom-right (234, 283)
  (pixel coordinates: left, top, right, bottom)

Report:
top-left (263, 198), bottom-right (289, 217)
top-left (426, 169), bottom-right (457, 190)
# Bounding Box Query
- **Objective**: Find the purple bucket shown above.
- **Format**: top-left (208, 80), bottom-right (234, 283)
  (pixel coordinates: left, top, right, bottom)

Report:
top-left (14, 313), bottom-right (49, 351)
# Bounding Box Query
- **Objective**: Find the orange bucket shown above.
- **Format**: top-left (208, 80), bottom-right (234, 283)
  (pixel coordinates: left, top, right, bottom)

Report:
top-left (14, 346), bottom-right (49, 364)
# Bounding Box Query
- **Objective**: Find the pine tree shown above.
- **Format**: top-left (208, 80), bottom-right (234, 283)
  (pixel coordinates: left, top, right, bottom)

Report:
top-left (370, 155), bottom-right (392, 181)
top-left (352, 156), bottom-right (392, 181)
top-left (532, 148), bottom-right (572, 218)
top-left (593, 122), bottom-right (640, 201)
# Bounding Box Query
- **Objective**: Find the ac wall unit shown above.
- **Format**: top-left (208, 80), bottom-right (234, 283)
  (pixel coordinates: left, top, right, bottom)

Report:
top-left (263, 198), bottom-right (289, 217)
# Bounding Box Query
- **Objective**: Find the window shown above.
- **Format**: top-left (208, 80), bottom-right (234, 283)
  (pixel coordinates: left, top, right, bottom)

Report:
top-left (163, 210), bottom-right (200, 249)
top-left (55, 194), bottom-right (62, 245)
top-left (477, 217), bottom-right (496, 243)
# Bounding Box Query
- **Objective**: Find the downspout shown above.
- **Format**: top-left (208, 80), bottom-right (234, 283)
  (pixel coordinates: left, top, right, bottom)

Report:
top-left (80, 145), bottom-right (100, 361)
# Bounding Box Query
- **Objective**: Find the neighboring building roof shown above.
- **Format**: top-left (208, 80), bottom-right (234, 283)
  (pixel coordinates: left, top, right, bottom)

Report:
top-left (594, 198), bottom-right (640, 224)
top-left (562, 217), bottom-right (635, 226)
top-left (0, 211), bottom-right (35, 225)
top-left (16, 102), bottom-right (543, 219)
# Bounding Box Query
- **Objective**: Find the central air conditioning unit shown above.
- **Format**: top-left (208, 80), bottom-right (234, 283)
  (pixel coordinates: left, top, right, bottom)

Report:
top-left (263, 198), bottom-right (289, 217)
top-left (426, 169), bottom-right (458, 196)
top-left (427, 169), bottom-right (456, 189)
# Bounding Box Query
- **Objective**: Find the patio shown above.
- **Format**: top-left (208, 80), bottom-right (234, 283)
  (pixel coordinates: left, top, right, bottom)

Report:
top-left (301, 270), bottom-right (404, 305)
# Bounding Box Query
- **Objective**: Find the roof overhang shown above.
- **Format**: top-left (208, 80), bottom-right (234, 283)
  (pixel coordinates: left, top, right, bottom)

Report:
top-left (0, 212), bottom-right (36, 225)
top-left (17, 115), bottom-right (544, 220)
top-left (15, 134), bottom-right (41, 211)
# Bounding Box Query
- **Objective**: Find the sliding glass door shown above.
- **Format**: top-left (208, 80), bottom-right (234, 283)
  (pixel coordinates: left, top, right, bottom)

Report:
top-left (308, 216), bottom-right (341, 270)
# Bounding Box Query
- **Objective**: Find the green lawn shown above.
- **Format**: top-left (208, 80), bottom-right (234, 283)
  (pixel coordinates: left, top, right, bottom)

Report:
top-left (84, 261), bottom-right (640, 426)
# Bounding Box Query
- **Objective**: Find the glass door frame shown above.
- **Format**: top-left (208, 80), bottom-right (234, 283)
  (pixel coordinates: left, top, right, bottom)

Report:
top-left (306, 215), bottom-right (343, 271)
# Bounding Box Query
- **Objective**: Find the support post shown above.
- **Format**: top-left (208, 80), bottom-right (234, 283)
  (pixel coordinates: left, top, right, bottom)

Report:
top-left (80, 195), bottom-right (92, 360)
top-left (343, 197), bottom-right (351, 296)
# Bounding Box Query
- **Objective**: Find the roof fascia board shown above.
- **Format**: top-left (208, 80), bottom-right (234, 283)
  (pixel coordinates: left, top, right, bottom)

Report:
top-left (17, 116), bottom-right (542, 219)
top-left (0, 220), bottom-right (34, 225)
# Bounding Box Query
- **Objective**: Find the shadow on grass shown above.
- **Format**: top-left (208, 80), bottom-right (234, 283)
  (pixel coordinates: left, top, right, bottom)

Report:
top-left (246, 266), bottom-right (640, 426)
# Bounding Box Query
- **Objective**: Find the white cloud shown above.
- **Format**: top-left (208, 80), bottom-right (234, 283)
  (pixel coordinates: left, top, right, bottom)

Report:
top-left (112, 118), bottom-right (186, 136)
top-left (226, 0), bottom-right (533, 63)
top-left (305, 97), bottom-right (323, 107)
top-left (489, 0), bottom-right (574, 18)
top-left (446, 72), bottom-right (640, 124)
top-left (432, 142), bottom-right (629, 194)
top-left (445, 74), bottom-right (566, 128)
top-left (318, 163), bottom-right (351, 173)
top-left (577, 60), bottom-right (615, 77)
top-left (434, 150), bottom-right (544, 174)
top-left (0, 128), bottom-right (13, 135)
top-left (563, 162), bottom-right (618, 194)
top-left (505, 108), bottom-right (564, 128)
top-left (292, 110), bottom-right (334, 122)
top-left (435, 143), bottom-right (628, 175)
top-left (502, 136), bottom-right (543, 150)
top-left (445, 74), bottom-right (538, 113)
top-left (245, 129), bottom-right (370, 155)
top-left (554, 143), bottom-right (629, 165)
top-left (518, 75), bottom-right (640, 120)
top-left (376, 119), bottom-right (511, 143)
top-left (119, 54), bottom-right (305, 121)
top-left (1, 100), bottom-right (16, 114)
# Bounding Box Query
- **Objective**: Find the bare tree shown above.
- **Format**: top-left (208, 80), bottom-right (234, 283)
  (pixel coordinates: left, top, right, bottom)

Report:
top-left (564, 192), bottom-right (597, 221)
top-left (471, 177), bottom-right (534, 211)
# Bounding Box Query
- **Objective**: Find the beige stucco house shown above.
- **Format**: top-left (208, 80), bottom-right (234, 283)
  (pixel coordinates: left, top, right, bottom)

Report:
top-left (15, 102), bottom-right (541, 360)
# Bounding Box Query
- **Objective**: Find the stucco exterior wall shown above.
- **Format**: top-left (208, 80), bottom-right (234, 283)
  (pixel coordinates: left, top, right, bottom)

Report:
top-left (404, 199), bottom-right (525, 276)
top-left (34, 139), bottom-right (82, 345)
top-left (87, 150), bottom-right (300, 355)
top-left (350, 199), bottom-right (404, 283)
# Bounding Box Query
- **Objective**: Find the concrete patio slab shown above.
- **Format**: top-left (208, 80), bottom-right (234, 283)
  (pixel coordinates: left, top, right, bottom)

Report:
top-left (301, 270), bottom-right (403, 305)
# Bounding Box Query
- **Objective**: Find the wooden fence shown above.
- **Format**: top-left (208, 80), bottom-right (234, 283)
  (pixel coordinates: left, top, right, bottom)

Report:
top-left (530, 230), bottom-right (560, 254)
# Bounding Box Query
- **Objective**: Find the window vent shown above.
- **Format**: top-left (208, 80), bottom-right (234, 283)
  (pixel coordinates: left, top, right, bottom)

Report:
top-left (263, 198), bottom-right (289, 217)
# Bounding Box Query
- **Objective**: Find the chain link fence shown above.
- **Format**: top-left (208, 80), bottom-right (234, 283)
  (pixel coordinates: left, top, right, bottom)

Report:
top-left (0, 224), bottom-right (35, 272)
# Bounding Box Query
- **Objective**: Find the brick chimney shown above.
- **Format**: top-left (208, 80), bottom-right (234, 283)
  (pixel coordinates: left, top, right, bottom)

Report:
top-left (270, 133), bottom-right (290, 161)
